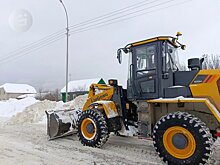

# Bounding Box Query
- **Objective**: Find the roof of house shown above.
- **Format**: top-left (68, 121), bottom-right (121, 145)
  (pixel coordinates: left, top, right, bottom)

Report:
top-left (0, 83), bottom-right (37, 94)
top-left (61, 78), bottom-right (105, 93)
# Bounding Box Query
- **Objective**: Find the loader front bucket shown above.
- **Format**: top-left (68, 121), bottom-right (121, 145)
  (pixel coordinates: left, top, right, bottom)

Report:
top-left (46, 110), bottom-right (75, 140)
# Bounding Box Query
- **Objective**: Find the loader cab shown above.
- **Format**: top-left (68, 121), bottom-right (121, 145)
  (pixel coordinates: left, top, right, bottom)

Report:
top-left (117, 34), bottom-right (186, 101)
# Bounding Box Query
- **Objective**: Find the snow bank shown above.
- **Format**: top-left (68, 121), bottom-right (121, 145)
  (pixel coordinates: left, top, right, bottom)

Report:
top-left (5, 94), bottom-right (88, 125)
top-left (7, 100), bottom-right (57, 125)
top-left (0, 97), bottom-right (38, 118)
top-left (64, 94), bottom-right (88, 109)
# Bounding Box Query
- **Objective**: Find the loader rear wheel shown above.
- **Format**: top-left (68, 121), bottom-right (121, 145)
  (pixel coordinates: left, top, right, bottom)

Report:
top-left (153, 112), bottom-right (214, 165)
top-left (76, 109), bottom-right (109, 148)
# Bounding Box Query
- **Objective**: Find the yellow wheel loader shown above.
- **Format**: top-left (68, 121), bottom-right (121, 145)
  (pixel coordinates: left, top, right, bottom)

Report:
top-left (46, 33), bottom-right (220, 165)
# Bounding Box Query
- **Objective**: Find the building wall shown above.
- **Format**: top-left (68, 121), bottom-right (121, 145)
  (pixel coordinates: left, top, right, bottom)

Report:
top-left (6, 93), bottom-right (24, 100)
top-left (0, 88), bottom-right (6, 100)
top-left (0, 89), bottom-right (26, 100)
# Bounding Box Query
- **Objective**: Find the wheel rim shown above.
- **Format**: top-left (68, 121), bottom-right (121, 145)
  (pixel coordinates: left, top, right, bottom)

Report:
top-left (163, 126), bottom-right (196, 159)
top-left (81, 118), bottom-right (97, 140)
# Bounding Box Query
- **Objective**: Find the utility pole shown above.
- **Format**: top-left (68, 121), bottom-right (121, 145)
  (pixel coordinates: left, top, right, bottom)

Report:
top-left (59, 0), bottom-right (69, 102)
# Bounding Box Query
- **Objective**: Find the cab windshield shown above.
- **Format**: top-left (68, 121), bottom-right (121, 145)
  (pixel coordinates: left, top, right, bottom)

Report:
top-left (162, 42), bottom-right (180, 72)
top-left (135, 45), bottom-right (156, 71)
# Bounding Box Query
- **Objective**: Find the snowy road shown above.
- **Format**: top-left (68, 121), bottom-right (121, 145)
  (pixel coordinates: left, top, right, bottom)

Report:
top-left (0, 123), bottom-right (219, 165)
top-left (0, 123), bottom-right (163, 165)
top-left (0, 97), bottom-right (219, 165)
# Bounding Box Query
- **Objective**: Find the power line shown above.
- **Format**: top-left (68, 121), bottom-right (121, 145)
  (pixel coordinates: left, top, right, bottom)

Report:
top-left (70, 0), bottom-right (193, 35)
top-left (69, 0), bottom-right (177, 33)
top-left (1, 0), bottom-right (157, 61)
top-left (0, 0), bottom-right (193, 65)
top-left (0, 28), bottom-right (65, 59)
top-left (0, 35), bottom-right (65, 64)
top-left (1, 0), bottom-right (172, 61)
top-left (0, 0), bottom-right (164, 63)
top-left (0, 31), bottom-right (65, 62)
top-left (69, 0), bottom-right (160, 29)
top-left (1, 0), bottom-right (156, 63)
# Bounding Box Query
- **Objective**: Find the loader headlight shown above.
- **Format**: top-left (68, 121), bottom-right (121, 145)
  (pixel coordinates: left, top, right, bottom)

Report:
top-left (109, 79), bottom-right (118, 86)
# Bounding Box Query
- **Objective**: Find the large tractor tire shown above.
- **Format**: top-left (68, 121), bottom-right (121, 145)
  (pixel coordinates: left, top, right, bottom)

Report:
top-left (76, 109), bottom-right (109, 148)
top-left (153, 112), bottom-right (214, 165)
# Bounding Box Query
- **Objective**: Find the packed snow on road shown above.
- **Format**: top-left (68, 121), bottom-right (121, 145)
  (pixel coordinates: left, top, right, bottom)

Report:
top-left (0, 96), bottom-right (219, 165)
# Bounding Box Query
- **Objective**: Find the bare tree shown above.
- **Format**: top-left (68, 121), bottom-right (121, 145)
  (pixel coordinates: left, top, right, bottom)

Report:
top-left (36, 88), bottom-right (45, 100)
top-left (36, 88), bottom-right (61, 101)
top-left (165, 54), bottom-right (220, 71)
top-left (202, 54), bottom-right (220, 69)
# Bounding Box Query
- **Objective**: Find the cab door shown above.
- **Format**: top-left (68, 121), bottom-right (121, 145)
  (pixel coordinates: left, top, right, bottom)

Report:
top-left (132, 43), bottom-right (159, 100)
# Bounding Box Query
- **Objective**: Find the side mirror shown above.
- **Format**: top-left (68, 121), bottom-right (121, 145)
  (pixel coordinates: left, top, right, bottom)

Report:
top-left (117, 48), bottom-right (129, 64)
top-left (117, 49), bottom-right (122, 64)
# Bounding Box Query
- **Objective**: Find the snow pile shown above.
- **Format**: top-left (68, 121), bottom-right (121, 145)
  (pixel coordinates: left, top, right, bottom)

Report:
top-left (0, 97), bottom-right (38, 118)
top-left (65, 94), bottom-right (88, 109)
top-left (7, 100), bottom-right (57, 125)
top-left (5, 94), bottom-right (88, 125)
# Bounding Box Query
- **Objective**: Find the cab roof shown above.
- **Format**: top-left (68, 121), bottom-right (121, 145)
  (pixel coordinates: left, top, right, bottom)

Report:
top-left (128, 36), bottom-right (179, 48)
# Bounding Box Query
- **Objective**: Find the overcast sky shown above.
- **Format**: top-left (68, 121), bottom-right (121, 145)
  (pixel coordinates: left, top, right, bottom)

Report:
top-left (0, 0), bottom-right (219, 91)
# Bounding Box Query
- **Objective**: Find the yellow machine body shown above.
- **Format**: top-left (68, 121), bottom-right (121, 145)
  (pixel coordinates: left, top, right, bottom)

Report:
top-left (82, 83), bottom-right (119, 118)
top-left (190, 69), bottom-right (220, 113)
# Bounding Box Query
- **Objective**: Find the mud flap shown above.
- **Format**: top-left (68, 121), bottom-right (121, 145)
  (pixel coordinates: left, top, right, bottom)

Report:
top-left (46, 109), bottom-right (80, 140)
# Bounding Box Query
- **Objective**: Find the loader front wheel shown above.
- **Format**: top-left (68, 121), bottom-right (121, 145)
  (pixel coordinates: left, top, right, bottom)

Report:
top-left (153, 112), bottom-right (214, 165)
top-left (76, 109), bottom-right (109, 148)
